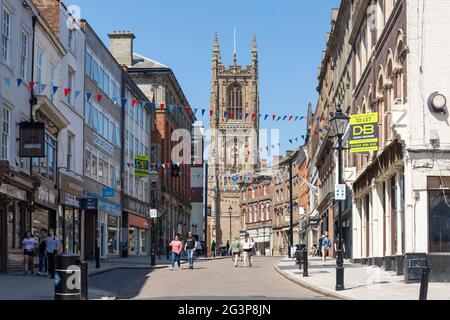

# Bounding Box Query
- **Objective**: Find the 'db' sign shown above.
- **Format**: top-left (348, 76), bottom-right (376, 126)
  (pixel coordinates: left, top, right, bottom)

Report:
top-left (19, 122), bottom-right (45, 158)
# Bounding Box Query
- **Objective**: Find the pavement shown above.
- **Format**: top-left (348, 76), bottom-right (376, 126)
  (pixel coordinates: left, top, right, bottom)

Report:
top-left (276, 256), bottom-right (450, 300)
top-left (88, 256), bottom-right (332, 300)
top-left (0, 255), bottom-right (215, 300)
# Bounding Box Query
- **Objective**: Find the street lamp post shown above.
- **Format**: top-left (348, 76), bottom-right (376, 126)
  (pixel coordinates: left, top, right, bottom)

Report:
top-left (329, 105), bottom-right (350, 292)
top-left (228, 205), bottom-right (233, 245)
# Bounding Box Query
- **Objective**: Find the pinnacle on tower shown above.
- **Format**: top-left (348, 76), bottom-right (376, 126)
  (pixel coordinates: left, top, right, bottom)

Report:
top-left (212, 32), bottom-right (221, 63)
top-left (252, 33), bottom-right (258, 65)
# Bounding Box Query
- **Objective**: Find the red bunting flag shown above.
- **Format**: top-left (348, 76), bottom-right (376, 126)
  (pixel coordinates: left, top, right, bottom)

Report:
top-left (252, 113), bottom-right (256, 120)
top-left (289, 115), bottom-right (293, 121)
top-left (272, 115), bottom-right (276, 121)
top-left (97, 94), bottom-right (102, 104)
top-left (132, 98), bottom-right (137, 107)
top-left (210, 110), bottom-right (214, 117)
top-left (160, 103), bottom-right (165, 110)
top-left (320, 116), bottom-right (325, 121)
top-left (29, 81), bottom-right (35, 90)
top-left (64, 88), bottom-right (71, 97)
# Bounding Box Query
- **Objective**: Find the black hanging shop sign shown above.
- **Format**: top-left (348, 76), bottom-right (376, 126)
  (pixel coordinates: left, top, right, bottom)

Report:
top-left (78, 198), bottom-right (98, 210)
top-left (19, 121), bottom-right (45, 158)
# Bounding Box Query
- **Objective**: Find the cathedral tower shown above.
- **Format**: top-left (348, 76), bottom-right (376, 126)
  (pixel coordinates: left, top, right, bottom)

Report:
top-left (208, 33), bottom-right (260, 245)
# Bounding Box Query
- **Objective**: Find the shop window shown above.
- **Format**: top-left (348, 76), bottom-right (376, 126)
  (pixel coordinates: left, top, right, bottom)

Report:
top-left (108, 215), bottom-right (118, 254)
top-left (32, 133), bottom-right (57, 182)
top-left (429, 191), bottom-right (450, 253)
top-left (1, 105), bottom-right (10, 160)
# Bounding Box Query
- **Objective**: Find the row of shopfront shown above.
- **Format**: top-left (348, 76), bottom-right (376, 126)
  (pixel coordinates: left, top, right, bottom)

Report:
top-left (0, 166), bottom-right (152, 273)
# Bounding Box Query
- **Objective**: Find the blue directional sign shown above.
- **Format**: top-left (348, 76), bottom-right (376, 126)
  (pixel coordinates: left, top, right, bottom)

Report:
top-left (103, 187), bottom-right (115, 198)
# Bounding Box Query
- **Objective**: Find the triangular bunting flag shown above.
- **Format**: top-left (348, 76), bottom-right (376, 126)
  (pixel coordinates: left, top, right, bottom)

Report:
top-left (53, 86), bottom-right (59, 94)
top-left (202, 109), bottom-right (206, 116)
top-left (64, 88), bottom-right (71, 97)
top-left (3, 77), bottom-right (10, 87)
top-left (97, 94), bottom-right (102, 103)
top-left (75, 90), bottom-right (81, 99)
top-left (17, 79), bottom-right (23, 87)
top-left (121, 98), bottom-right (128, 107)
top-left (264, 114), bottom-right (269, 120)
top-left (132, 98), bottom-right (138, 107)
top-left (28, 81), bottom-right (35, 90)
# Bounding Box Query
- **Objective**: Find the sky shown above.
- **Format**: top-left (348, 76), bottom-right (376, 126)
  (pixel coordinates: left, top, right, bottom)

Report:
top-left (71, 0), bottom-right (341, 159)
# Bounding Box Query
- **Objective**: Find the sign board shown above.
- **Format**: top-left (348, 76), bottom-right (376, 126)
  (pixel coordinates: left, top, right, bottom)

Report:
top-left (19, 122), bottom-right (45, 157)
top-left (79, 198), bottom-right (98, 210)
top-left (335, 184), bottom-right (347, 201)
top-left (349, 112), bottom-right (379, 153)
top-left (102, 187), bottom-right (115, 198)
top-left (150, 209), bottom-right (158, 218)
top-left (134, 155), bottom-right (149, 177)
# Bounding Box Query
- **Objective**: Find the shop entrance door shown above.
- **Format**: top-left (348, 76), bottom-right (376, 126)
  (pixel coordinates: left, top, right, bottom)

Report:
top-left (84, 210), bottom-right (95, 260)
top-left (0, 206), bottom-right (6, 272)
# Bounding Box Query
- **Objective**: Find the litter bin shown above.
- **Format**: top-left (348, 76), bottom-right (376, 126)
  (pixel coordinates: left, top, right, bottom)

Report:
top-left (55, 254), bottom-right (81, 300)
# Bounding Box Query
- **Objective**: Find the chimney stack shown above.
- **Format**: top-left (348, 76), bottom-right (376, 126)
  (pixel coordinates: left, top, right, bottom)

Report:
top-left (108, 31), bottom-right (135, 67)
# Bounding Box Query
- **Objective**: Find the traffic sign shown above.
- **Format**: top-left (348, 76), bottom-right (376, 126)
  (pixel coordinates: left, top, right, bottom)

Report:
top-left (150, 209), bottom-right (158, 218)
top-left (335, 184), bottom-right (346, 201)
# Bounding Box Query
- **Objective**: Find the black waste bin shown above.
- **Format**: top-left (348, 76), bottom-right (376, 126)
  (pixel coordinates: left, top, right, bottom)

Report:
top-left (55, 254), bottom-right (81, 300)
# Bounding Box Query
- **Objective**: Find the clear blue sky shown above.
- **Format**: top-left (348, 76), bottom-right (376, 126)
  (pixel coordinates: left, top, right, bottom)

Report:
top-left (72, 0), bottom-right (341, 157)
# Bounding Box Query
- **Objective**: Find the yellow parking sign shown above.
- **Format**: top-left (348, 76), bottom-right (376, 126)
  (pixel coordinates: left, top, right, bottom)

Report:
top-left (350, 112), bottom-right (379, 153)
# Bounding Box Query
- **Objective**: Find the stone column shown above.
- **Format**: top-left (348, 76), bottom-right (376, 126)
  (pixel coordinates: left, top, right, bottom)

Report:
top-left (361, 194), bottom-right (367, 262)
top-left (384, 177), bottom-right (393, 270)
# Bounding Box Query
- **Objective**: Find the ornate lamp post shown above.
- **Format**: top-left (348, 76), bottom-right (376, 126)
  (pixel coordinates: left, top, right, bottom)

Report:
top-left (329, 105), bottom-right (350, 291)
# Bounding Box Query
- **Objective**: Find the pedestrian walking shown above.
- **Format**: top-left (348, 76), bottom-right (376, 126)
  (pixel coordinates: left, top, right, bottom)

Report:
top-left (195, 241), bottom-right (203, 256)
top-left (184, 232), bottom-right (197, 269)
top-left (169, 235), bottom-right (183, 271)
top-left (211, 240), bottom-right (216, 258)
top-left (318, 233), bottom-right (324, 257)
top-left (242, 233), bottom-right (255, 267)
top-left (229, 236), bottom-right (243, 267)
top-left (46, 228), bottom-right (61, 279)
top-left (36, 229), bottom-right (48, 276)
top-left (321, 231), bottom-right (332, 266)
top-left (22, 231), bottom-right (37, 275)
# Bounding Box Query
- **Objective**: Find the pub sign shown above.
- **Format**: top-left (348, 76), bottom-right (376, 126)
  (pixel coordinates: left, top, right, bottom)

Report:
top-left (19, 122), bottom-right (45, 158)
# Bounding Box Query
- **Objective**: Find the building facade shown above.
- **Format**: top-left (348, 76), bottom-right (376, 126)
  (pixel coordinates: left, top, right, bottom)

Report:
top-left (240, 175), bottom-right (272, 255)
top-left (108, 32), bottom-right (196, 250)
top-left (32, 0), bottom-right (86, 257)
top-left (121, 71), bottom-right (153, 257)
top-left (349, 0), bottom-right (450, 281)
top-left (81, 20), bottom-right (122, 260)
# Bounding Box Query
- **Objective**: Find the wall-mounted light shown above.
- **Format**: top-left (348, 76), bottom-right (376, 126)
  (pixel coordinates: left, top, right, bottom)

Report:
top-left (428, 92), bottom-right (447, 113)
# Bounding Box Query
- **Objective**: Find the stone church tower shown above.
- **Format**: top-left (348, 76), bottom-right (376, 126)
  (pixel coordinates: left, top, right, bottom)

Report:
top-left (208, 33), bottom-right (260, 246)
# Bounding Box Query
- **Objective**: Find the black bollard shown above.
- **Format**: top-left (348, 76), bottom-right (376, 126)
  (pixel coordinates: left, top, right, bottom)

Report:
top-left (80, 262), bottom-right (89, 300)
top-left (419, 267), bottom-right (431, 300)
top-left (55, 254), bottom-right (81, 300)
top-left (303, 249), bottom-right (309, 277)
